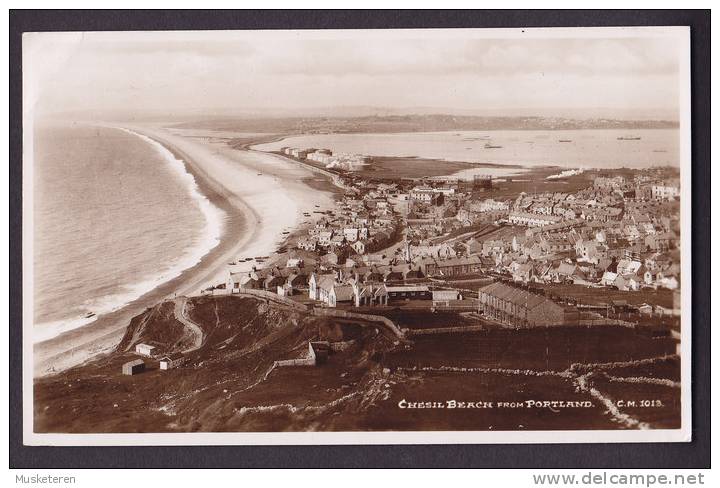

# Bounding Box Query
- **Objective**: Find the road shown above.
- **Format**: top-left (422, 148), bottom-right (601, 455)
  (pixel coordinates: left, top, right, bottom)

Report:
top-left (173, 297), bottom-right (205, 353)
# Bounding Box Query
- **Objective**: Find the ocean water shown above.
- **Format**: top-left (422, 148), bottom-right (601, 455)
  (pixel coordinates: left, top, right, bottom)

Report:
top-left (32, 123), bottom-right (224, 343)
top-left (252, 129), bottom-right (680, 170)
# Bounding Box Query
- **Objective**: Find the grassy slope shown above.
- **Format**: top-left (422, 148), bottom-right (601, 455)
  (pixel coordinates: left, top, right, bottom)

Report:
top-left (34, 297), bottom-right (680, 432)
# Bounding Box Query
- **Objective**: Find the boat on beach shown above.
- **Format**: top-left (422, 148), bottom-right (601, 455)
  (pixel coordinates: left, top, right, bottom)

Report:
top-left (617, 136), bottom-right (641, 141)
top-left (484, 143), bottom-right (503, 149)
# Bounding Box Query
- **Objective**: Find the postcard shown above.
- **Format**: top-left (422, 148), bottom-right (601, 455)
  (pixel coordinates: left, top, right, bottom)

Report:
top-left (22, 26), bottom-right (691, 445)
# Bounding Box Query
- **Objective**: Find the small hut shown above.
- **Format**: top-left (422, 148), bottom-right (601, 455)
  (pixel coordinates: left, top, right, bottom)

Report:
top-left (122, 359), bottom-right (145, 376)
top-left (159, 353), bottom-right (186, 370)
top-left (135, 343), bottom-right (156, 357)
top-left (308, 341), bottom-right (330, 365)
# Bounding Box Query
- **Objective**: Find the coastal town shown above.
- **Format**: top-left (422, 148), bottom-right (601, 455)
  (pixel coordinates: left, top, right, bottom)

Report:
top-left (217, 144), bottom-right (682, 333)
top-left (34, 133), bottom-right (683, 434)
top-left (30, 120), bottom-right (685, 436)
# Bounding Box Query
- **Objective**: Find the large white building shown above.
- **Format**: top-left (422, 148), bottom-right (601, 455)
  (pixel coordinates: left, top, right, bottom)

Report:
top-left (409, 187), bottom-right (448, 205)
top-left (476, 199), bottom-right (509, 212)
top-left (651, 183), bottom-right (680, 200)
top-left (508, 211), bottom-right (563, 227)
top-left (305, 149), bottom-right (370, 171)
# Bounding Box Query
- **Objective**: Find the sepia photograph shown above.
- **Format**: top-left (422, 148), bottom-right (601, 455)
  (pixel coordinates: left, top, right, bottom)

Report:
top-left (21, 25), bottom-right (692, 446)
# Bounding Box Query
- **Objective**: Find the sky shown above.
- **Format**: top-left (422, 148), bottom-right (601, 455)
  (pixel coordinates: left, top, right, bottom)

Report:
top-left (23, 28), bottom-right (688, 120)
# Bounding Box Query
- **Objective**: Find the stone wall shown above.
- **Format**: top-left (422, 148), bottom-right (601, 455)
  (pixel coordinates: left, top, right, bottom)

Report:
top-left (406, 325), bottom-right (486, 336)
top-left (311, 308), bottom-right (405, 339)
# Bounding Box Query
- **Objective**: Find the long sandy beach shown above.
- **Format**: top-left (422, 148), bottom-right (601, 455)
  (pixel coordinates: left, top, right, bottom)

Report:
top-left (32, 125), bottom-right (337, 377)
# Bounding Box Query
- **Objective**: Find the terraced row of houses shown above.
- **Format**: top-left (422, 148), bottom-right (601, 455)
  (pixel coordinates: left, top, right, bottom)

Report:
top-left (478, 281), bottom-right (580, 327)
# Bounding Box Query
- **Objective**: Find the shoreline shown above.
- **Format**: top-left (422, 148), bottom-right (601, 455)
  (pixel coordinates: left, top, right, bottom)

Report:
top-left (33, 125), bottom-right (337, 377)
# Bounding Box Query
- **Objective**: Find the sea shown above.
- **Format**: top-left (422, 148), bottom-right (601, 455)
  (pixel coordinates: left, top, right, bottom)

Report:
top-left (32, 123), bottom-right (224, 343)
top-left (252, 129), bottom-right (680, 173)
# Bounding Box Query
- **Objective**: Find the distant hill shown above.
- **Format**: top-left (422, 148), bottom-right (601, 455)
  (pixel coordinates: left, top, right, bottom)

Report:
top-left (171, 114), bottom-right (679, 134)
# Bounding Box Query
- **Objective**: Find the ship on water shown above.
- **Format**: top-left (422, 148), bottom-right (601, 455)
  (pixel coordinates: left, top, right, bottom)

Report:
top-left (484, 142), bottom-right (503, 149)
top-left (617, 136), bottom-right (642, 141)
top-left (558, 139), bottom-right (573, 143)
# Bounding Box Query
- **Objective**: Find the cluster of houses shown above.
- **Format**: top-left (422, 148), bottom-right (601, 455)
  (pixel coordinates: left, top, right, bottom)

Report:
top-left (465, 221), bottom-right (681, 291)
top-left (295, 188), bottom-right (402, 258)
top-left (451, 173), bottom-right (680, 231)
top-left (218, 166), bottom-right (681, 326)
top-left (281, 146), bottom-right (371, 171)
top-left (308, 272), bottom-right (435, 308)
top-left (413, 172), bottom-right (682, 293)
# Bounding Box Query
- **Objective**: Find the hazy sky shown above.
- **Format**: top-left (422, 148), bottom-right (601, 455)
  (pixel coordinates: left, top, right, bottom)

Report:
top-left (24, 28), bottom-right (687, 119)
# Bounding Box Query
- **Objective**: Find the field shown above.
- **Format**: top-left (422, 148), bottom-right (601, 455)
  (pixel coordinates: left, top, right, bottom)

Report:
top-left (471, 167), bottom-right (596, 198)
top-left (533, 283), bottom-right (676, 309)
top-left (384, 326), bottom-right (677, 371)
top-left (357, 156), bottom-right (490, 180)
top-left (352, 371), bottom-right (618, 431)
top-left (365, 308), bottom-right (481, 330)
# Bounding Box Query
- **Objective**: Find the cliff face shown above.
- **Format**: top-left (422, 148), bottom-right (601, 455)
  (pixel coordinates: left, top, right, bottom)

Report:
top-left (115, 302), bottom-right (189, 355)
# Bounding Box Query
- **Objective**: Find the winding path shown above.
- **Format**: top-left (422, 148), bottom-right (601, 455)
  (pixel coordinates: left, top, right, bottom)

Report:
top-left (173, 297), bottom-right (204, 352)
